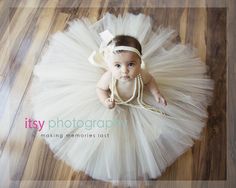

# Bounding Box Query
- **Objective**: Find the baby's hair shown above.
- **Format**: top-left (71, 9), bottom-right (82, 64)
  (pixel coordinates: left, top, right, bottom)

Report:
top-left (107, 35), bottom-right (142, 55)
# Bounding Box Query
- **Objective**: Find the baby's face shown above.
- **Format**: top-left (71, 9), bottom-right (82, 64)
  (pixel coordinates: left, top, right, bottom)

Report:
top-left (107, 51), bottom-right (141, 82)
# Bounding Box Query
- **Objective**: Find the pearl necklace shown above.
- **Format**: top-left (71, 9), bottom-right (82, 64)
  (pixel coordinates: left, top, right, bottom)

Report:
top-left (111, 74), bottom-right (168, 116)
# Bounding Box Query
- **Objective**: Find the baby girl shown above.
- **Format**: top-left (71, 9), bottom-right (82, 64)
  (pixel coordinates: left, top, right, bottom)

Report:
top-left (96, 35), bottom-right (167, 109)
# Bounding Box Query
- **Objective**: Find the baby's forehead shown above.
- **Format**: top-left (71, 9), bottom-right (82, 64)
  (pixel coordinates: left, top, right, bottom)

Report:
top-left (110, 51), bottom-right (140, 61)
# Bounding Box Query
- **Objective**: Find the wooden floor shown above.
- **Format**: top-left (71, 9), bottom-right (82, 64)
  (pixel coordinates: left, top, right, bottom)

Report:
top-left (0, 0), bottom-right (235, 188)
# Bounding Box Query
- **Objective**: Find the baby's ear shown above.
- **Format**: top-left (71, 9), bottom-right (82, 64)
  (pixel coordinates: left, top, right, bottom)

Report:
top-left (141, 59), bottom-right (146, 69)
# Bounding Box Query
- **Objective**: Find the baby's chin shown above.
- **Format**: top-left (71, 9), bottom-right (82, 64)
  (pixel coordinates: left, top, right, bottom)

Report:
top-left (117, 76), bottom-right (134, 82)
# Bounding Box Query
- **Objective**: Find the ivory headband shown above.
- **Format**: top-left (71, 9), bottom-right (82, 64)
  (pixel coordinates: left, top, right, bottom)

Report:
top-left (109, 46), bottom-right (142, 58)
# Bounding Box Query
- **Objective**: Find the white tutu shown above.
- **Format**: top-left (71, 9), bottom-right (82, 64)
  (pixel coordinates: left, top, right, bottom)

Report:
top-left (31, 13), bottom-right (214, 186)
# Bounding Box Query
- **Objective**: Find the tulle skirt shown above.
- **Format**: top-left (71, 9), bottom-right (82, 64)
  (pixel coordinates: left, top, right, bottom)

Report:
top-left (31, 12), bottom-right (214, 186)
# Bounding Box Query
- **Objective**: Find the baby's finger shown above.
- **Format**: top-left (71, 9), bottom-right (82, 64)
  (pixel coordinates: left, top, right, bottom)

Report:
top-left (109, 97), bottom-right (114, 102)
top-left (162, 98), bottom-right (167, 106)
top-left (109, 102), bottom-right (115, 108)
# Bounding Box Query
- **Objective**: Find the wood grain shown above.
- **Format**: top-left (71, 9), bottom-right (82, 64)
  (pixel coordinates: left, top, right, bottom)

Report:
top-left (227, 0), bottom-right (236, 188)
top-left (0, 0), bottom-right (232, 188)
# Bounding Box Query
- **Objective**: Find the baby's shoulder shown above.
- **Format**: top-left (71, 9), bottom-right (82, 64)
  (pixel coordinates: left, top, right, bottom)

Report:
top-left (140, 69), bottom-right (152, 84)
top-left (101, 70), bottom-right (112, 80)
top-left (96, 71), bottom-right (112, 90)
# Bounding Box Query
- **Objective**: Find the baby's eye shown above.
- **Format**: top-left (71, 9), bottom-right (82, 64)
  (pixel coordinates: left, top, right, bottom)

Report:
top-left (115, 64), bottom-right (121, 68)
top-left (128, 63), bottom-right (135, 67)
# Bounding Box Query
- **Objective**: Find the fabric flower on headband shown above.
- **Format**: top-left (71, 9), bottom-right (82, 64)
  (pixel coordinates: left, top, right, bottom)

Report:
top-left (88, 30), bottom-right (114, 70)
top-left (98, 29), bottom-right (115, 53)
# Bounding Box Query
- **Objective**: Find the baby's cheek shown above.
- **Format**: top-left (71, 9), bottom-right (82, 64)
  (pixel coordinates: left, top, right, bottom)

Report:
top-left (134, 67), bottom-right (141, 74)
top-left (109, 67), bottom-right (118, 75)
top-left (112, 70), bottom-right (120, 78)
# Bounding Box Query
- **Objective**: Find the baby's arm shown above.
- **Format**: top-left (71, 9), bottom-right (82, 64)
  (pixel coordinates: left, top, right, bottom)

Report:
top-left (96, 71), bottom-right (115, 109)
top-left (141, 70), bottom-right (167, 106)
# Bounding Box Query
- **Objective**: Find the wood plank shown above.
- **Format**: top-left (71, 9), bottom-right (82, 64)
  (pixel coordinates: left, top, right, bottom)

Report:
top-left (227, 0), bottom-right (236, 187)
top-left (0, 0), bottom-right (45, 155)
top-left (179, 8), bottom-right (188, 43)
top-left (0, 0), bottom-right (10, 41)
top-left (0, 1), bottom-right (59, 187)
top-left (203, 7), bottom-right (226, 180)
top-left (0, 0), bottom-right (41, 76)
top-left (0, 75), bottom-right (3, 86)
top-left (21, 12), bottom-right (74, 186)
top-left (184, 7), bottom-right (207, 61)
top-left (0, 0), bottom-right (47, 131)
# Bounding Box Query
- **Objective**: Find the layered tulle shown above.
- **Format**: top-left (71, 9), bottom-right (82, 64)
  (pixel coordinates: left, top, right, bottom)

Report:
top-left (31, 13), bottom-right (214, 186)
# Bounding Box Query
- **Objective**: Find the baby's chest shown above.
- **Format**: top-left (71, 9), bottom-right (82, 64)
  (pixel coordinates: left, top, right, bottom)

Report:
top-left (110, 80), bottom-right (137, 101)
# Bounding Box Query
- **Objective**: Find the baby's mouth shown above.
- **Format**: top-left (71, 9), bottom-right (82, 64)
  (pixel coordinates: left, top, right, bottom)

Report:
top-left (121, 75), bottom-right (130, 80)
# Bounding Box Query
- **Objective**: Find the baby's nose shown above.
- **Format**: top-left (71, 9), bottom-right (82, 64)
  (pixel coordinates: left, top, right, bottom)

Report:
top-left (121, 66), bottom-right (128, 74)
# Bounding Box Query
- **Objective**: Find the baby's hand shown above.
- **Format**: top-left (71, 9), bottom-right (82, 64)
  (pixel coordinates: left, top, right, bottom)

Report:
top-left (104, 98), bottom-right (115, 109)
top-left (155, 93), bottom-right (167, 106)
